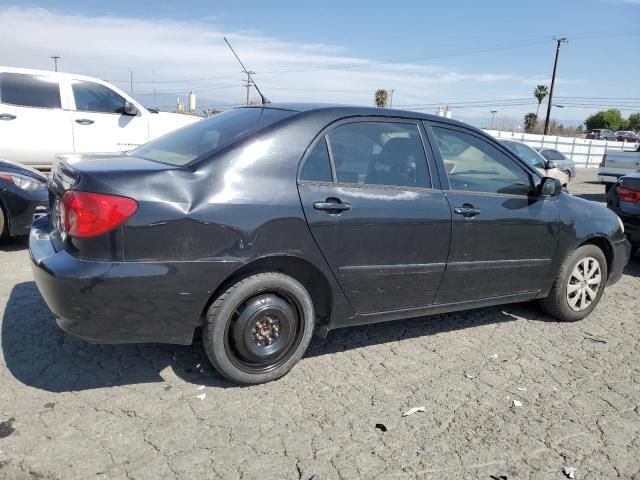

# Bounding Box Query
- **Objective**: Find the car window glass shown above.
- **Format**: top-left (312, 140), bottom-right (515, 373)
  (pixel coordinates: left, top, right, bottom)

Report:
top-left (544, 150), bottom-right (564, 161)
top-left (328, 122), bottom-right (430, 188)
top-left (72, 81), bottom-right (127, 114)
top-left (502, 141), bottom-right (545, 169)
top-left (432, 127), bottom-right (531, 195)
top-left (0, 72), bottom-right (61, 109)
top-left (300, 137), bottom-right (332, 182)
top-left (131, 107), bottom-right (294, 166)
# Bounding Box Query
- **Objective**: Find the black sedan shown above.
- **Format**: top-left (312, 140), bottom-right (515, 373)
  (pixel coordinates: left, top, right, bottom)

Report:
top-left (0, 159), bottom-right (48, 242)
top-left (30, 105), bottom-right (631, 384)
top-left (607, 172), bottom-right (640, 252)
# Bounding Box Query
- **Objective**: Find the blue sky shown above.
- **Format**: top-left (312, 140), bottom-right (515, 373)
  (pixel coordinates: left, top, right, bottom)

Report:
top-left (0, 0), bottom-right (638, 126)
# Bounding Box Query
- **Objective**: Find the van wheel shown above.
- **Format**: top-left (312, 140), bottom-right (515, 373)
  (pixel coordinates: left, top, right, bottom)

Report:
top-left (539, 245), bottom-right (608, 322)
top-left (203, 272), bottom-right (315, 385)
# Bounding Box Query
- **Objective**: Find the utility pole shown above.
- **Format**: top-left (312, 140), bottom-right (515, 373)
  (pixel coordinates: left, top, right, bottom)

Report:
top-left (389, 89), bottom-right (395, 108)
top-left (243, 71), bottom-right (255, 105)
top-left (152, 68), bottom-right (156, 107)
top-left (491, 110), bottom-right (497, 129)
top-left (130, 71), bottom-right (134, 95)
top-left (543, 37), bottom-right (568, 135)
top-left (50, 56), bottom-right (60, 72)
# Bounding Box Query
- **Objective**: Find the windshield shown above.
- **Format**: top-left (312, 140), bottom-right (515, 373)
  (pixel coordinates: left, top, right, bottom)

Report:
top-left (501, 141), bottom-right (545, 169)
top-left (130, 107), bottom-right (295, 166)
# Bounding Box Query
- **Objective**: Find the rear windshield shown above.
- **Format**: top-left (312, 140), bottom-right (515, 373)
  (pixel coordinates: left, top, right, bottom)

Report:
top-left (130, 107), bottom-right (295, 166)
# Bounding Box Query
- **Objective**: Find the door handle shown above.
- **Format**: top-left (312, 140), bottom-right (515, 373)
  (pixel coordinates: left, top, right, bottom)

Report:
top-left (313, 198), bottom-right (352, 213)
top-left (454, 206), bottom-right (482, 217)
top-left (75, 118), bottom-right (94, 125)
top-left (0, 113), bottom-right (16, 120)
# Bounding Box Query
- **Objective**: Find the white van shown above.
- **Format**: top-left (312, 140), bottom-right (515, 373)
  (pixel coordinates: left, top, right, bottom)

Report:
top-left (0, 66), bottom-right (200, 168)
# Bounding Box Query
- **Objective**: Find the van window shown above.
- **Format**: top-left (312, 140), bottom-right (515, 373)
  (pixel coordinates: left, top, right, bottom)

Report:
top-left (72, 81), bottom-right (127, 114)
top-left (0, 72), bottom-right (61, 109)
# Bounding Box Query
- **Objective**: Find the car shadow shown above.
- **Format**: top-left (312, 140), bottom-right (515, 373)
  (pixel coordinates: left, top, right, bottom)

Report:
top-left (0, 236), bottom-right (29, 252)
top-left (0, 281), bottom-right (556, 392)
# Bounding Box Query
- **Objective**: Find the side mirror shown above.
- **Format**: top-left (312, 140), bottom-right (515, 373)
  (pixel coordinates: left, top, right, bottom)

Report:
top-left (538, 177), bottom-right (562, 197)
top-left (123, 101), bottom-right (139, 116)
top-left (546, 160), bottom-right (558, 169)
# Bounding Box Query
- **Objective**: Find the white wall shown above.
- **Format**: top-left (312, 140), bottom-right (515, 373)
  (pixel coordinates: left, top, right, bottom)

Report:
top-left (484, 130), bottom-right (638, 168)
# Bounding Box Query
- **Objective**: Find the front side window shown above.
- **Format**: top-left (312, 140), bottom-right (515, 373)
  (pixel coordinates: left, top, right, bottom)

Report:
top-left (432, 126), bottom-right (532, 196)
top-left (72, 81), bottom-right (127, 114)
top-left (0, 72), bottom-right (61, 109)
top-left (131, 107), bottom-right (294, 166)
top-left (327, 122), bottom-right (430, 188)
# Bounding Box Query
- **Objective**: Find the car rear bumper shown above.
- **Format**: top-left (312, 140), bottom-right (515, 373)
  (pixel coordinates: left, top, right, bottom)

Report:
top-left (29, 215), bottom-right (242, 345)
top-left (608, 238), bottom-right (632, 285)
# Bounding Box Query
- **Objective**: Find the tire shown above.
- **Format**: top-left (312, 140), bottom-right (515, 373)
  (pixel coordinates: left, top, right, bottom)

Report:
top-left (0, 204), bottom-right (9, 244)
top-left (203, 272), bottom-right (315, 385)
top-left (539, 244), bottom-right (608, 322)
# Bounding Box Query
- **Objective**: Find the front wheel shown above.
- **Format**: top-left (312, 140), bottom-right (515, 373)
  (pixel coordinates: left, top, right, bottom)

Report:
top-left (539, 245), bottom-right (608, 322)
top-left (203, 272), bottom-right (315, 385)
top-left (0, 205), bottom-right (9, 244)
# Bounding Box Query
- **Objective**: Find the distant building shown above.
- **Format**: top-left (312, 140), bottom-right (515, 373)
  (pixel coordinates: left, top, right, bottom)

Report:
top-left (437, 106), bottom-right (452, 118)
top-left (176, 97), bottom-right (185, 114)
top-left (188, 90), bottom-right (196, 114)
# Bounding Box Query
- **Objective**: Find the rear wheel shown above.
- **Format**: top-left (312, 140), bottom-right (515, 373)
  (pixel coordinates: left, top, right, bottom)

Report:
top-left (539, 244), bottom-right (607, 321)
top-left (203, 272), bottom-right (315, 385)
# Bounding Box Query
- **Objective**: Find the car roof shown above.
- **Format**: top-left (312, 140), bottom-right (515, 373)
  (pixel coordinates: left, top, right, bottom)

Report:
top-left (0, 65), bottom-right (115, 84)
top-left (240, 103), bottom-right (475, 129)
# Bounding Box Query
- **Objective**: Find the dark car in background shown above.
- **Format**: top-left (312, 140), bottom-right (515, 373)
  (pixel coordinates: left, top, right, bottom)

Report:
top-left (535, 147), bottom-right (577, 179)
top-left (615, 131), bottom-right (640, 143)
top-left (586, 129), bottom-right (617, 141)
top-left (0, 159), bottom-right (48, 242)
top-left (607, 173), bottom-right (640, 253)
top-left (29, 105), bottom-right (631, 384)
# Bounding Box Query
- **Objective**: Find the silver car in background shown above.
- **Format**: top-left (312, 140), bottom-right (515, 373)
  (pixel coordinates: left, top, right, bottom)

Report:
top-left (501, 140), bottom-right (571, 189)
top-left (535, 147), bottom-right (576, 180)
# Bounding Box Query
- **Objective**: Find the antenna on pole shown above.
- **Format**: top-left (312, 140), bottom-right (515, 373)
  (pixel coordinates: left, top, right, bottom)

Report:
top-left (223, 36), bottom-right (270, 105)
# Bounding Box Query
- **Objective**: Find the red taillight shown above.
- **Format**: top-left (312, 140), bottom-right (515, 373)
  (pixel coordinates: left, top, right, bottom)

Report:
top-left (61, 191), bottom-right (138, 238)
top-left (617, 185), bottom-right (640, 203)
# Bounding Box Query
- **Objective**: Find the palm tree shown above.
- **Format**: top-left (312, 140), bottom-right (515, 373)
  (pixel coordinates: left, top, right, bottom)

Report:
top-left (533, 85), bottom-right (549, 118)
top-left (374, 89), bottom-right (389, 108)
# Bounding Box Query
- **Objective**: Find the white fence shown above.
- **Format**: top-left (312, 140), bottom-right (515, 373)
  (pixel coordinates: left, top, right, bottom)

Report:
top-left (484, 130), bottom-right (639, 168)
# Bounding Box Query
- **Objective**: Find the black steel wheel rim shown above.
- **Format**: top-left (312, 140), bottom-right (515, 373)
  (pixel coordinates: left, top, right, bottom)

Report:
top-left (223, 288), bottom-right (304, 374)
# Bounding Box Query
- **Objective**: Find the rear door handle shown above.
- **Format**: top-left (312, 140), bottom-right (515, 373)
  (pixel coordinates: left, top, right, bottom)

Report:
top-left (313, 198), bottom-right (352, 213)
top-left (75, 118), bottom-right (94, 125)
top-left (454, 206), bottom-right (482, 217)
top-left (0, 113), bottom-right (16, 120)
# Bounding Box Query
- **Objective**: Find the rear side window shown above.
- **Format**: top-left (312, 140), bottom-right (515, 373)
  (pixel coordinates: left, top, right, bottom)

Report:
top-left (300, 137), bottom-right (332, 182)
top-left (327, 122), bottom-right (430, 188)
top-left (130, 107), bottom-right (294, 166)
top-left (542, 149), bottom-right (565, 161)
top-left (72, 81), bottom-right (126, 114)
top-left (0, 72), bottom-right (61, 109)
